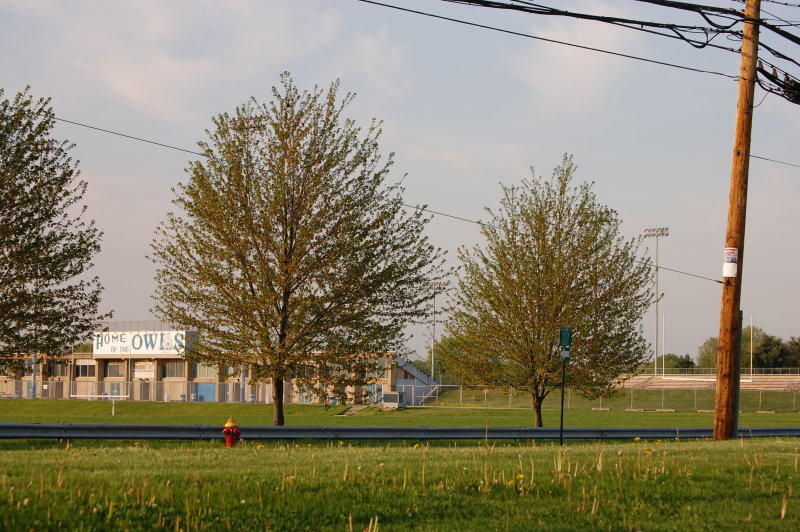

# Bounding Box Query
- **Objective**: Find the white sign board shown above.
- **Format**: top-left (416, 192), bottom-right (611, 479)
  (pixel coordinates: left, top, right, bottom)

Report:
top-left (93, 330), bottom-right (194, 359)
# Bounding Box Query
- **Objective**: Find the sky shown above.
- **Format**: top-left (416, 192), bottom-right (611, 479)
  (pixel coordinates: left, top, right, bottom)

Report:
top-left (1, 0), bottom-right (798, 364)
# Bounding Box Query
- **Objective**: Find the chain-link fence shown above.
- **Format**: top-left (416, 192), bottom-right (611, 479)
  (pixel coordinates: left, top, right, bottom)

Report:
top-left (398, 384), bottom-right (800, 412)
top-left (0, 379), bottom-right (381, 406)
top-left (0, 380), bottom-right (273, 404)
top-left (3, 380), bottom-right (799, 412)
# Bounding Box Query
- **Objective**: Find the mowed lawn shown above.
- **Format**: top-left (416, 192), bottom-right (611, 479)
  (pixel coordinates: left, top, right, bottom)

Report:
top-left (1, 401), bottom-right (800, 530)
top-left (1, 398), bottom-right (799, 428)
top-left (1, 437), bottom-right (799, 530)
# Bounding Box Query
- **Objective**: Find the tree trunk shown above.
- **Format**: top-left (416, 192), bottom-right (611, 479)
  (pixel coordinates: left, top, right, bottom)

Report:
top-left (531, 393), bottom-right (544, 427)
top-left (272, 377), bottom-right (285, 426)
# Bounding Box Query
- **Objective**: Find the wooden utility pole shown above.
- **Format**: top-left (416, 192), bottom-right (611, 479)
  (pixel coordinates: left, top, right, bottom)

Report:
top-left (714, 0), bottom-right (761, 441)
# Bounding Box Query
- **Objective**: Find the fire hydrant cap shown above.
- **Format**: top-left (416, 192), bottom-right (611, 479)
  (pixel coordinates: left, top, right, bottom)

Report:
top-left (224, 416), bottom-right (237, 428)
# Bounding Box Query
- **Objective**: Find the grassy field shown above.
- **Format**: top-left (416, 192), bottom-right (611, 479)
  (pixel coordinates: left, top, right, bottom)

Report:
top-left (1, 399), bottom-right (799, 428)
top-left (1, 401), bottom-right (799, 530)
top-left (435, 387), bottom-right (800, 413)
top-left (1, 437), bottom-right (798, 530)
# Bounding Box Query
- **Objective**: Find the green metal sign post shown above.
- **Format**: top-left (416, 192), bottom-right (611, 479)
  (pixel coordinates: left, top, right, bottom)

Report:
top-left (559, 327), bottom-right (573, 445)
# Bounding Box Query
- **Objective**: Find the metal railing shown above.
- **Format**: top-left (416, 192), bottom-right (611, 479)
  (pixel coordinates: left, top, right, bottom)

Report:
top-left (0, 423), bottom-right (798, 440)
top-left (401, 384), bottom-right (800, 412)
top-left (639, 367), bottom-right (800, 375)
top-left (0, 380), bottom-right (267, 403)
top-left (4, 379), bottom-right (800, 411)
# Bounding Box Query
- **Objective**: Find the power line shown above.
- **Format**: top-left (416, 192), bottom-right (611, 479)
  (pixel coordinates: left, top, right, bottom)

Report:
top-left (750, 154), bottom-right (800, 167)
top-left (447, 0), bottom-right (746, 53)
top-left (53, 117), bottom-right (206, 157)
top-left (42, 109), bottom-right (800, 171)
top-left (428, 0), bottom-right (800, 104)
top-left (760, 0), bottom-right (800, 7)
top-left (49, 114), bottom-right (731, 285)
top-left (405, 202), bottom-right (722, 283)
top-left (356, 0), bottom-right (739, 79)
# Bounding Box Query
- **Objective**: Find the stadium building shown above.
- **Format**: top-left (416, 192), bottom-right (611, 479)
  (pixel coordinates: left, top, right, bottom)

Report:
top-left (1, 323), bottom-right (436, 407)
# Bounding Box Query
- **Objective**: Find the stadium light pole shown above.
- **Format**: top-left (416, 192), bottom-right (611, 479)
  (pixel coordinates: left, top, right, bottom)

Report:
top-left (430, 281), bottom-right (445, 382)
top-left (643, 227), bottom-right (669, 376)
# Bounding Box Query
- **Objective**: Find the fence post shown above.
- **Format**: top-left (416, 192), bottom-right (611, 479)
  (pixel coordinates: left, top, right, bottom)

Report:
top-left (509, 387), bottom-right (512, 407)
top-left (460, 385), bottom-right (463, 405)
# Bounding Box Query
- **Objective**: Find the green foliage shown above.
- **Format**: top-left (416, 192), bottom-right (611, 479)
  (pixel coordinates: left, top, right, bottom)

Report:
top-left (1, 438), bottom-right (799, 531)
top-left (151, 73), bottom-right (446, 425)
top-left (784, 337), bottom-right (800, 367)
top-left (641, 353), bottom-right (695, 370)
top-left (697, 326), bottom-right (800, 369)
top-left (697, 336), bottom-right (719, 368)
top-left (437, 155), bottom-right (653, 426)
top-left (0, 87), bottom-right (108, 363)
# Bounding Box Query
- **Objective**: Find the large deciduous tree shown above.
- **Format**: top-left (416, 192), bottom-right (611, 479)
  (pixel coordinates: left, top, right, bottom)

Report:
top-left (151, 74), bottom-right (445, 425)
top-left (436, 155), bottom-right (653, 426)
top-left (0, 87), bottom-right (108, 365)
top-left (697, 326), bottom-right (795, 369)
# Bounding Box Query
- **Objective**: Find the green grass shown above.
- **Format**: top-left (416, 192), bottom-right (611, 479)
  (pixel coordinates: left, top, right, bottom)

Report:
top-left (1, 437), bottom-right (799, 530)
top-left (1, 399), bottom-right (799, 428)
top-left (1, 401), bottom-right (799, 530)
top-left (436, 387), bottom-right (800, 412)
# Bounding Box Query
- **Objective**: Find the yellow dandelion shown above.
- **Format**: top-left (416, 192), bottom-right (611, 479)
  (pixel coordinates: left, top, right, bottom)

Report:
top-left (517, 474), bottom-right (524, 480)
top-left (634, 437), bottom-right (641, 441)
top-left (412, 443), bottom-right (420, 449)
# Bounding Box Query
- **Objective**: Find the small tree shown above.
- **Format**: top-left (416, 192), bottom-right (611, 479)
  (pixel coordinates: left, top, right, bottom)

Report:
top-left (697, 337), bottom-right (719, 368)
top-left (0, 87), bottom-right (108, 365)
top-left (642, 353), bottom-right (695, 371)
top-left (437, 155), bottom-right (653, 426)
top-left (783, 337), bottom-right (800, 367)
top-left (151, 74), bottom-right (445, 425)
top-left (699, 326), bottom-right (790, 369)
top-left (753, 333), bottom-right (786, 368)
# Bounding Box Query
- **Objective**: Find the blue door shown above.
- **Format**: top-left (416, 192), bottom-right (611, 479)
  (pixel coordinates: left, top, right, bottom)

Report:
top-left (196, 382), bottom-right (216, 402)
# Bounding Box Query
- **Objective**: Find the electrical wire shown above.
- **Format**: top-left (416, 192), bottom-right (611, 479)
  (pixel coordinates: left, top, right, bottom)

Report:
top-left (427, 0), bottom-right (800, 104)
top-left (44, 114), bottom-right (733, 285)
top-left (402, 202), bottom-right (723, 284)
top-left (756, 0), bottom-right (800, 9)
top-left (450, 0), bottom-right (747, 54)
top-left (356, 0), bottom-right (739, 79)
top-left (53, 117), bottom-right (206, 158)
top-left (750, 154), bottom-right (800, 167)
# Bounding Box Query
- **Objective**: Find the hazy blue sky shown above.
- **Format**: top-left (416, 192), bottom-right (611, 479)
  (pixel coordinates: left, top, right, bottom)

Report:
top-left (2, 0), bottom-right (798, 363)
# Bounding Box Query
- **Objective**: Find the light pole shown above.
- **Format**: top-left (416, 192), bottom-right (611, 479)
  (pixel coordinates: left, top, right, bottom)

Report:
top-left (430, 281), bottom-right (445, 382)
top-left (643, 227), bottom-right (669, 376)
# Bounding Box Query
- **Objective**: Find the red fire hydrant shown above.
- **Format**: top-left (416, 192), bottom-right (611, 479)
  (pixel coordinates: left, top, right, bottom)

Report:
top-left (222, 416), bottom-right (241, 447)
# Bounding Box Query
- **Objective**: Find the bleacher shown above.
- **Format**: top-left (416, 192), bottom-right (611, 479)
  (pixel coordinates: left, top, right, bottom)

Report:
top-left (618, 373), bottom-right (800, 391)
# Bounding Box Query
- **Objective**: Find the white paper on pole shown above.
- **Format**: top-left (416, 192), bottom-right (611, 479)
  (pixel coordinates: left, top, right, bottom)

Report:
top-left (722, 247), bottom-right (738, 278)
